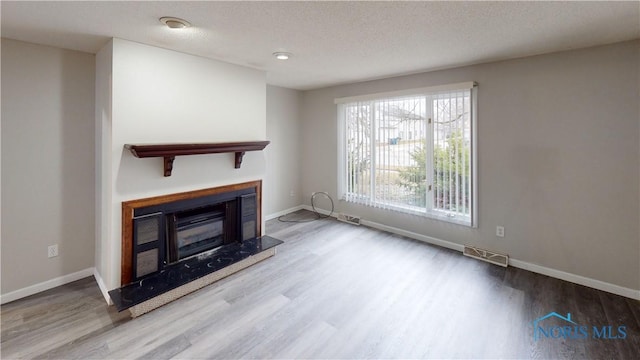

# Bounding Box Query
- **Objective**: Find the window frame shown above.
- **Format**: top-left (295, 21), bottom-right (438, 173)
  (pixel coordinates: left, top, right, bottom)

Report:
top-left (336, 82), bottom-right (478, 228)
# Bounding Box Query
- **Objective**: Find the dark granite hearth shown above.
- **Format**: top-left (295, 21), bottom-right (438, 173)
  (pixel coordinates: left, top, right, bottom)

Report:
top-left (109, 236), bottom-right (283, 311)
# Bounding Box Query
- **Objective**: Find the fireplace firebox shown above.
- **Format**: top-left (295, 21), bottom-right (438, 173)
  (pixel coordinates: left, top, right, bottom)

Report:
top-left (169, 205), bottom-right (226, 262)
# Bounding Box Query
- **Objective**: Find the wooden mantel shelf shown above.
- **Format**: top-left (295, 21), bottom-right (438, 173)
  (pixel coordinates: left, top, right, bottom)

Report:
top-left (124, 141), bottom-right (270, 176)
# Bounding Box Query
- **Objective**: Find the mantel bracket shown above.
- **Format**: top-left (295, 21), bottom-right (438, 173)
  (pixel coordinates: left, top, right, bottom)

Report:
top-left (235, 152), bottom-right (245, 169)
top-left (163, 156), bottom-right (176, 177)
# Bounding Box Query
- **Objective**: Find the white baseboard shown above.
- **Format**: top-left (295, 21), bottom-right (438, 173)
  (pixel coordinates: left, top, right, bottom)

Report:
top-left (266, 205), bottom-right (306, 220)
top-left (0, 267), bottom-right (95, 304)
top-left (301, 204), bottom-right (334, 218)
top-left (301, 205), bottom-right (639, 300)
top-left (508, 259), bottom-right (640, 300)
top-left (93, 268), bottom-right (113, 305)
top-left (360, 219), bottom-right (465, 253)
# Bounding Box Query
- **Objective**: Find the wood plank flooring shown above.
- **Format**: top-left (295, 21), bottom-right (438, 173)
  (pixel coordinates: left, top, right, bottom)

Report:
top-left (2, 210), bottom-right (639, 359)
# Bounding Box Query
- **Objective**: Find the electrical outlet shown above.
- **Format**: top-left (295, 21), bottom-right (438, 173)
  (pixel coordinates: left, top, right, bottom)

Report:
top-left (496, 226), bottom-right (505, 238)
top-left (289, 190), bottom-right (295, 197)
top-left (48, 244), bottom-right (59, 258)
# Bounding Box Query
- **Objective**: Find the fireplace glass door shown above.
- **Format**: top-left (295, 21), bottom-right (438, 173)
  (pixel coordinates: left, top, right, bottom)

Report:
top-left (169, 205), bottom-right (226, 262)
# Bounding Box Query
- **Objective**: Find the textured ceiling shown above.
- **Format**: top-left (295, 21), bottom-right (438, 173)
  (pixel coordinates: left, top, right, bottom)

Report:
top-left (2, 1), bottom-right (639, 90)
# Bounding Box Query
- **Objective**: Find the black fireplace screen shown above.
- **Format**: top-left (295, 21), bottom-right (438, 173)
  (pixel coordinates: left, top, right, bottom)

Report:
top-left (173, 208), bottom-right (225, 260)
top-left (130, 189), bottom-right (257, 283)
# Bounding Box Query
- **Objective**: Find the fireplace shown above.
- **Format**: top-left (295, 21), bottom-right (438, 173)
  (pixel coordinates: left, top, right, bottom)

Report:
top-left (124, 181), bottom-right (259, 284)
top-left (110, 180), bottom-right (283, 314)
top-left (133, 203), bottom-right (232, 280)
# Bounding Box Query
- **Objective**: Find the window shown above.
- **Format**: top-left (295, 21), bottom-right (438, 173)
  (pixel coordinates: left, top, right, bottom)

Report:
top-left (337, 82), bottom-right (477, 226)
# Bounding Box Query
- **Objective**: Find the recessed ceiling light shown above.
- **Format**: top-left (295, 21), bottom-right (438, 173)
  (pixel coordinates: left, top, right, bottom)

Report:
top-left (160, 17), bottom-right (191, 29)
top-left (273, 52), bottom-right (292, 60)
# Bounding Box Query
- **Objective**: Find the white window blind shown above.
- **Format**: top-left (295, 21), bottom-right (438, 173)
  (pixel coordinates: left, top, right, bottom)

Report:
top-left (338, 83), bottom-right (477, 226)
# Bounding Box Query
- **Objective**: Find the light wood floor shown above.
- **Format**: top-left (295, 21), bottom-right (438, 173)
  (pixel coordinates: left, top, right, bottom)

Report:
top-left (2, 210), bottom-right (639, 359)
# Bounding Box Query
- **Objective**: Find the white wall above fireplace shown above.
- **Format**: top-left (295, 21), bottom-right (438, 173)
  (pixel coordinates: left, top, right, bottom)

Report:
top-left (95, 38), bottom-right (267, 299)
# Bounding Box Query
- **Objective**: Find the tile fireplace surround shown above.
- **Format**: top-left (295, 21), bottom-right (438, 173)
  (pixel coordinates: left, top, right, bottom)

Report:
top-left (108, 180), bottom-right (283, 316)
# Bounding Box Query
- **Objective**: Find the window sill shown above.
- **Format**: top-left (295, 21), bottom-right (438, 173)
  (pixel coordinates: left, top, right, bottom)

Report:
top-left (341, 197), bottom-right (473, 227)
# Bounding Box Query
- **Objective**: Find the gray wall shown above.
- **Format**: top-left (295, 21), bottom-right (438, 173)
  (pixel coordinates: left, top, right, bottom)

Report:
top-left (1, 39), bottom-right (96, 294)
top-left (265, 85), bottom-right (302, 217)
top-left (300, 40), bottom-right (640, 290)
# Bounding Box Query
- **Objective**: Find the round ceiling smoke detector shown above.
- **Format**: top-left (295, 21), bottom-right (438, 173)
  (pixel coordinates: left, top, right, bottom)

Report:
top-left (160, 17), bottom-right (191, 29)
